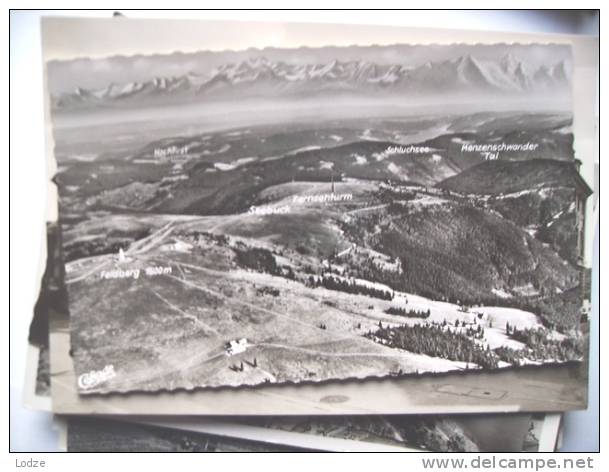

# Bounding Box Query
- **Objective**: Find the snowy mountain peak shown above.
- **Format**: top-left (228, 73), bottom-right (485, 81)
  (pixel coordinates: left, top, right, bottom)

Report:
top-left (551, 60), bottom-right (569, 82)
top-left (53, 54), bottom-right (572, 110)
top-left (500, 52), bottom-right (521, 74)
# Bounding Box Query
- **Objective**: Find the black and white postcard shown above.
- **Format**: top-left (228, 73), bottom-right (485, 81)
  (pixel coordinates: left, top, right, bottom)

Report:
top-left (41, 223), bottom-right (587, 415)
top-left (65, 417), bottom-right (304, 452)
top-left (42, 18), bottom-right (592, 397)
top-left (135, 413), bottom-right (560, 452)
top-left (64, 414), bottom-right (560, 452)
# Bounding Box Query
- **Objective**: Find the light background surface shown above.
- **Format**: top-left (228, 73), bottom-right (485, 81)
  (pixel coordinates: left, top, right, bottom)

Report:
top-left (9, 9), bottom-right (599, 452)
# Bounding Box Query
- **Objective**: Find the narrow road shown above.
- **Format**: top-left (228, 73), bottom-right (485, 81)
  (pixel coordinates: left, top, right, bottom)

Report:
top-left (65, 258), bottom-right (113, 285)
top-left (127, 222), bottom-right (175, 254)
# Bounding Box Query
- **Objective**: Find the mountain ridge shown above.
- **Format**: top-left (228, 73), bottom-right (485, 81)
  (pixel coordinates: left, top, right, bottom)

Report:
top-left (436, 159), bottom-right (581, 196)
top-left (52, 53), bottom-right (571, 111)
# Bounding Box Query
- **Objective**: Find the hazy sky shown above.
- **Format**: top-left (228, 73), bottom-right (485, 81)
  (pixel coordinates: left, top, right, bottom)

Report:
top-left (42, 16), bottom-right (574, 61)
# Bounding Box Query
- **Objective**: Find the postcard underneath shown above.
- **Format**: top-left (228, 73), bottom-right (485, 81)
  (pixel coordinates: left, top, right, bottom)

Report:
top-left (43, 17), bottom-right (592, 395)
top-left (66, 413), bottom-right (557, 452)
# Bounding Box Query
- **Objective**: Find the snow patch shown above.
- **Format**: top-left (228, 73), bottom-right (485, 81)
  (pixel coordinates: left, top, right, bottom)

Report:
top-left (286, 145), bottom-right (321, 156)
top-left (352, 153), bottom-right (368, 165)
top-left (214, 162), bottom-right (236, 171)
top-left (492, 288), bottom-right (512, 299)
top-left (359, 129), bottom-right (381, 141)
top-left (201, 144), bottom-right (231, 155)
top-left (387, 162), bottom-right (405, 177)
top-left (451, 137), bottom-right (472, 145)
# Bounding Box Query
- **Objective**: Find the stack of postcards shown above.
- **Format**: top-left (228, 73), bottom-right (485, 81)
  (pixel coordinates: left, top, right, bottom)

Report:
top-left (23, 15), bottom-right (597, 452)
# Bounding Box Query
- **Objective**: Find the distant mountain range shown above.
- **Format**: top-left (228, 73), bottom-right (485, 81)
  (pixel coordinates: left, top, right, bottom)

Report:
top-left (52, 53), bottom-right (571, 111)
